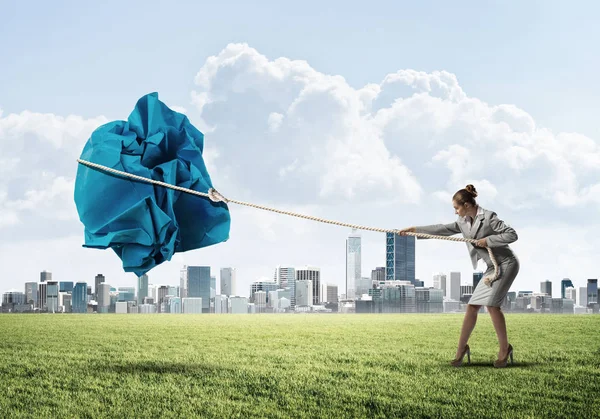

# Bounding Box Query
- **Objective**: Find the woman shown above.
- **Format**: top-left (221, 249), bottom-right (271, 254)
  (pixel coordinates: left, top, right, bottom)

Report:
top-left (398, 184), bottom-right (519, 368)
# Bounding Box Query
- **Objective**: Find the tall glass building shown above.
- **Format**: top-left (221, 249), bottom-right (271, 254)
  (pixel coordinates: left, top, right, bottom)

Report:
top-left (385, 233), bottom-right (415, 284)
top-left (24, 282), bottom-right (38, 305)
top-left (220, 267), bottom-right (236, 297)
top-left (72, 282), bottom-right (88, 313)
top-left (274, 266), bottom-right (295, 307)
top-left (94, 274), bottom-right (105, 300)
top-left (588, 279), bottom-right (598, 306)
top-left (296, 267), bottom-right (320, 305)
top-left (346, 229), bottom-right (361, 299)
top-left (137, 274), bottom-right (149, 304)
top-left (46, 281), bottom-right (59, 313)
top-left (540, 280), bottom-right (552, 296)
top-left (187, 266), bottom-right (211, 313)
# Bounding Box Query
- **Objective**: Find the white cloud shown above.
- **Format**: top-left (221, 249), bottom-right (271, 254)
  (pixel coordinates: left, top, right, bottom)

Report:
top-left (0, 110), bottom-right (107, 230)
top-left (192, 43), bottom-right (600, 213)
top-left (267, 112), bottom-right (283, 132)
top-left (6, 175), bottom-right (76, 221)
top-left (1, 43), bottom-right (599, 300)
top-left (191, 43), bottom-right (423, 204)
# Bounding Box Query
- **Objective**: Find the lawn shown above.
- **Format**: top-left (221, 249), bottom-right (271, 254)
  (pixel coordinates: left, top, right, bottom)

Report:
top-left (0, 313), bottom-right (598, 418)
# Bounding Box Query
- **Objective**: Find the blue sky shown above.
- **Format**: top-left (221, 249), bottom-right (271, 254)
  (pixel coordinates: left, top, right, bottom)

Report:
top-left (1, 0), bottom-right (599, 298)
top-left (2, 0), bottom-right (599, 138)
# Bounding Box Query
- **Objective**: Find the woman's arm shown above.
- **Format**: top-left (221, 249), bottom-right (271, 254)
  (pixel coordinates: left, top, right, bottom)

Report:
top-left (414, 222), bottom-right (461, 238)
top-left (485, 212), bottom-right (518, 247)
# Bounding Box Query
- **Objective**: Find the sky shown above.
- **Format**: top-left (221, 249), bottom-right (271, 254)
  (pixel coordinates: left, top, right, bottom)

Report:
top-left (1, 0), bottom-right (599, 299)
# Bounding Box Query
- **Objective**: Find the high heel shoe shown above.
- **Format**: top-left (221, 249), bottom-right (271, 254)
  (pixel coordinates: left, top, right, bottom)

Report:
top-left (493, 344), bottom-right (514, 368)
top-left (450, 344), bottom-right (471, 367)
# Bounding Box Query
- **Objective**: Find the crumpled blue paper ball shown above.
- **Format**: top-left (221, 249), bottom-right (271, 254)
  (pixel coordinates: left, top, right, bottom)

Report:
top-left (74, 92), bottom-right (230, 276)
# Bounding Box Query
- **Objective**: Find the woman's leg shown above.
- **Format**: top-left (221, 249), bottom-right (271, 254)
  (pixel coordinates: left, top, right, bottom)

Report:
top-left (487, 306), bottom-right (509, 358)
top-left (456, 304), bottom-right (481, 358)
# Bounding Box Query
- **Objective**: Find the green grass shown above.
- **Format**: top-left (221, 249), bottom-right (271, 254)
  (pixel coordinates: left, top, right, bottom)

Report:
top-left (0, 314), bottom-right (598, 418)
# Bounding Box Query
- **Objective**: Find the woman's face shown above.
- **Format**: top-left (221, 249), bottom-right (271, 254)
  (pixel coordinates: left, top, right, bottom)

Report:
top-left (453, 200), bottom-right (468, 217)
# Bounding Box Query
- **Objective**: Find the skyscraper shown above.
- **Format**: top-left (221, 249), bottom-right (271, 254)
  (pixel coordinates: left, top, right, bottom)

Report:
top-left (24, 282), bottom-right (38, 306)
top-left (137, 274), bottom-right (149, 304)
top-left (210, 275), bottom-right (216, 301)
top-left (296, 267), bottom-right (320, 305)
top-left (371, 267), bottom-right (386, 282)
top-left (220, 267), bottom-right (236, 296)
top-left (540, 280), bottom-right (552, 297)
top-left (449, 272), bottom-right (461, 301)
top-left (385, 233), bottom-right (416, 284)
top-left (327, 284), bottom-right (339, 304)
top-left (40, 270), bottom-right (52, 283)
top-left (187, 266), bottom-right (211, 313)
top-left (433, 273), bottom-right (447, 297)
top-left (46, 281), bottom-right (59, 313)
top-left (296, 280), bottom-right (313, 307)
top-left (157, 286), bottom-right (169, 311)
top-left (179, 266), bottom-right (187, 299)
top-left (587, 279), bottom-right (598, 306)
top-left (561, 279), bottom-right (574, 299)
top-left (97, 283), bottom-right (111, 313)
top-left (38, 282), bottom-right (47, 310)
top-left (274, 266), bottom-right (295, 307)
top-left (346, 229), bottom-right (361, 299)
top-left (579, 287), bottom-right (588, 307)
top-left (94, 274), bottom-right (105, 300)
top-left (72, 282), bottom-right (88, 313)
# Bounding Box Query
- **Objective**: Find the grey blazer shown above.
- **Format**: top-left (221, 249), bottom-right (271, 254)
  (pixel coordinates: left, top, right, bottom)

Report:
top-left (414, 207), bottom-right (518, 269)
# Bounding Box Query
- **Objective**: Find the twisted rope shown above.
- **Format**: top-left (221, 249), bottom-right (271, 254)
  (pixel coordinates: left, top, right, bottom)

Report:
top-left (77, 159), bottom-right (499, 286)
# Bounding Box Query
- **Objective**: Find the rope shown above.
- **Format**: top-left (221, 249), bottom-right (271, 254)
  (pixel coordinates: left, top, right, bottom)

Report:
top-left (77, 158), bottom-right (500, 286)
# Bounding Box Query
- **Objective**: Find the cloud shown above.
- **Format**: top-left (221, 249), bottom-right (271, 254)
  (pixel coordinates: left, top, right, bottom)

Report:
top-left (191, 43), bottom-right (600, 217)
top-left (1, 43), bottom-right (599, 299)
top-left (191, 43), bottom-right (423, 204)
top-left (0, 110), bottom-right (108, 234)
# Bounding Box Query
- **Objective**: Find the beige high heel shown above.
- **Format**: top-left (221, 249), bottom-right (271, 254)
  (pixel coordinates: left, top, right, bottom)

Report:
top-left (450, 344), bottom-right (471, 367)
top-left (493, 344), bottom-right (514, 368)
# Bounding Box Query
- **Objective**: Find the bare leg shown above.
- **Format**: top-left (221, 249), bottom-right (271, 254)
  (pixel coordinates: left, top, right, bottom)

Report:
top-left (455, 304), bottom-right (481, 358)
top-left (487, 306), bottom-right (509, 358)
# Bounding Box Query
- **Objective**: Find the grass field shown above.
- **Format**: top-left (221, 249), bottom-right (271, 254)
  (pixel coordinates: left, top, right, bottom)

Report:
top-left (0, 313), bottom-right (598, 418)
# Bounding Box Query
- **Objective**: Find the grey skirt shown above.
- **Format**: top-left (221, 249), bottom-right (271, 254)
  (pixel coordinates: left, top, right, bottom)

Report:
top-left (468, 255), bottom-right (520, 307)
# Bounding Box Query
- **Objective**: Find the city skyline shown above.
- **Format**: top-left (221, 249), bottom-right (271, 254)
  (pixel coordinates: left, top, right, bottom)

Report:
top-left (2, 2), bottom-right (599, 303)
top-left (2, 261), bottom-right (595, 303)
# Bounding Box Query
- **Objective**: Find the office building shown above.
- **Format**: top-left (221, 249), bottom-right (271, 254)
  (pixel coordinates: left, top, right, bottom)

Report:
top-left (296, 267), bottom-right (320, 305)
top-left (385, 233), bottom-right (416, 284)
top-left (540, 280), bottom-right (552, 297)
top-left (220, 267), bottom-right (236, 296)
top-left (296, 280), bottom-right (313, 307)
top-left (72, 282), bottom-right (88, 313)
top-left (187, 266), bottom-right (211, 313)
top-left (346, 229), bottom-right (361, 299)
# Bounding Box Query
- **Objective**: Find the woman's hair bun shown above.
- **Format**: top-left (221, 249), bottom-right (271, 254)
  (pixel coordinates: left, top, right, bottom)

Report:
top-left (465, 184), bottom-right (478, 198)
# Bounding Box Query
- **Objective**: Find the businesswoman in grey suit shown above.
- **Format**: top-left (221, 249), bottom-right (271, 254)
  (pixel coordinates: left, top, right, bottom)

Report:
top-left (398, 184), bottom-right (519, 368)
